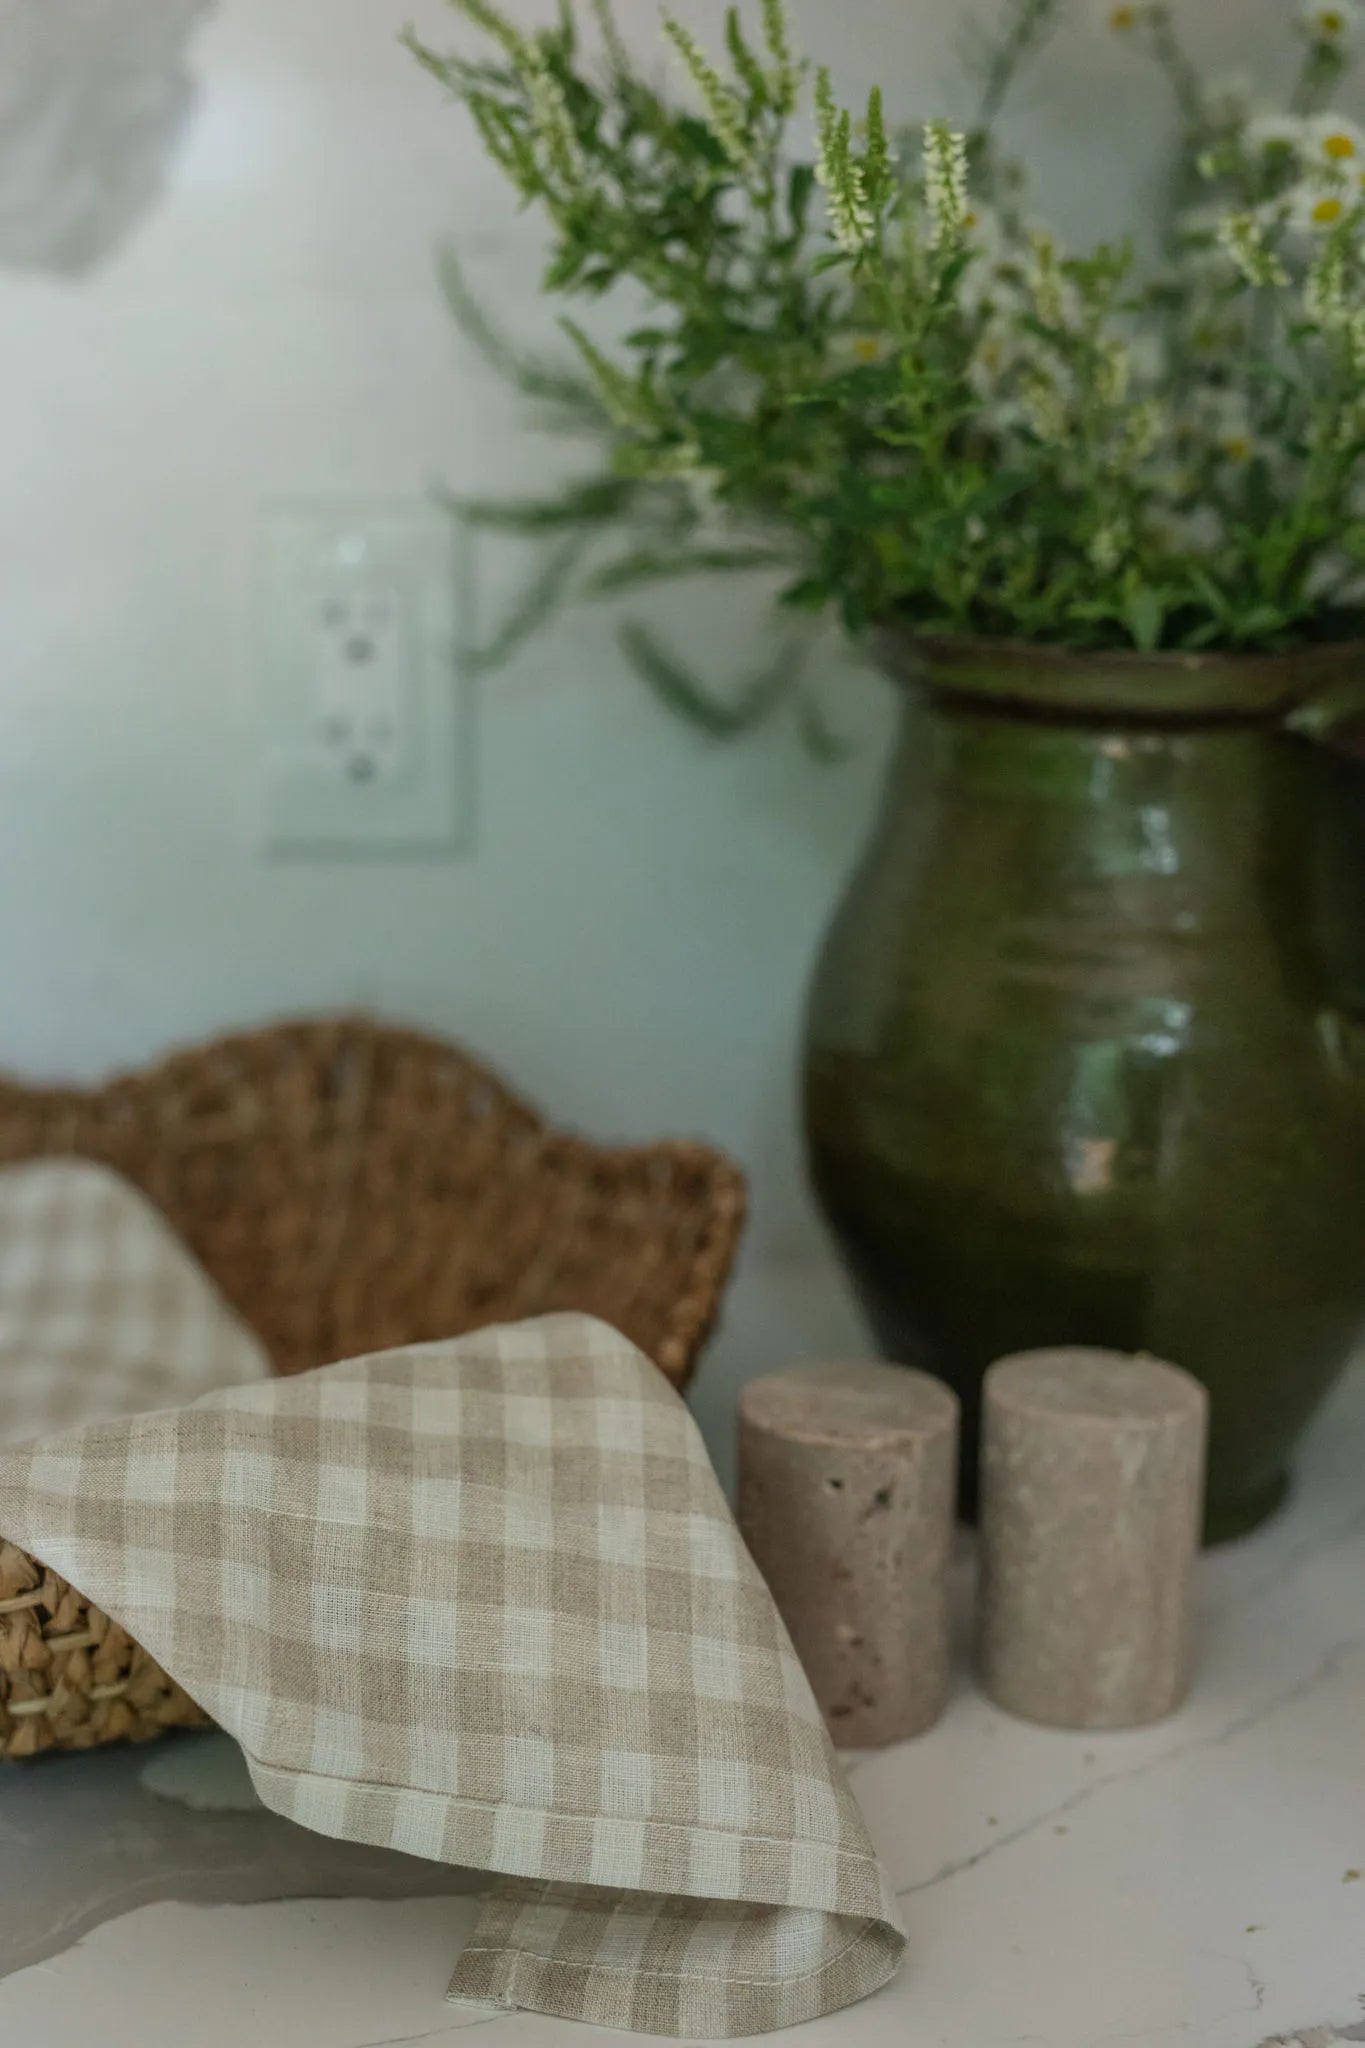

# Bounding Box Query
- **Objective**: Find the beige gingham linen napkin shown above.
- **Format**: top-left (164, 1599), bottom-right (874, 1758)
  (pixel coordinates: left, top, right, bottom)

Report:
top-left (0, 1159), bottom-right (268, 1448)
top-left (0, 1308), bottom-right (905, 2035)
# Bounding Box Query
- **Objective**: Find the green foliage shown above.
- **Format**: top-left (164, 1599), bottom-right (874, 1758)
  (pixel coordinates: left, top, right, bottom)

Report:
top-left (617, 622), bottom-right (799, 737)
top-left (410, 0), bottom-right (1365, 687)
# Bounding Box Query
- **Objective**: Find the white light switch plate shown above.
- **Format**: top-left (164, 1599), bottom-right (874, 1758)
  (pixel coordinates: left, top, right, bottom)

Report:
top-left (257, 500), bottom-right (471, 856)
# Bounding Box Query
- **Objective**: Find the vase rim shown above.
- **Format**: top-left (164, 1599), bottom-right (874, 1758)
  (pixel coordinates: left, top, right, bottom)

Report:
top-left (875, 627), bottom-right (1365, 724)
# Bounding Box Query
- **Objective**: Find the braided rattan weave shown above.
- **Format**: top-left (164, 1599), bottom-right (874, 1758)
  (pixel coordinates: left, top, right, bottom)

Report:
top-left (0, 1016), bottom-right (745, 1756)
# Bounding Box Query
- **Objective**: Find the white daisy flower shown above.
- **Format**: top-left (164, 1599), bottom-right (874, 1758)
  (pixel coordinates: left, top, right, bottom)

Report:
top-left (1300, 0), bottom-right (1362, 47)
top-left (1285, 179), bottom-right (1360, 234)
top-left (1303, 113), bottom-right (1365, 173)
top-left (835, 331), bottom-right (890, 367)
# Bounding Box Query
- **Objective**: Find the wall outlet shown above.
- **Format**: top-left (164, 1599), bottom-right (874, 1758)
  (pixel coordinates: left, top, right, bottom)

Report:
top-left (308, 579), bottom-right (406, 788)
top-left (257, 501), bottom-right (472, 855)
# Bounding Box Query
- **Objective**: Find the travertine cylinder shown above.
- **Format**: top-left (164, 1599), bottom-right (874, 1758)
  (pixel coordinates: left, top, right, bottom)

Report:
top-left (738, 1361), bottom-right (959, 1746)
top-left (978, 1347), bottom-right (1208, 1730)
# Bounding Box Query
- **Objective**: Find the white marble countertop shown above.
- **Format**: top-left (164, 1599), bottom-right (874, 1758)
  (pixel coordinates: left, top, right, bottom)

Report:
top-left (2, 1353), bottom-right (1363, 2048)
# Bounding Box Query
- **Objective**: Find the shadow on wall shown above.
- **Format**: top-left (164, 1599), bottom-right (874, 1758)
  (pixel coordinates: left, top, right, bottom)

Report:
top-left (0, 0), bottom-right (211, 275)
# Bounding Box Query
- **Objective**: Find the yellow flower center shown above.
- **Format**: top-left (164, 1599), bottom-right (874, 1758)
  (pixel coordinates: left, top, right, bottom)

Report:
top-left (1108, 4), bottom-right (1138, 30)
top-left (1316, 9), bottom-right (1346, 34)
top-left (852, 336), bottom-right (882, 363)
top-left (1314, 194), bottom-right (1346, 222)
top-left (1323, 131), bottom-right (1357, 159)
top-left (1221, 433), bottom-right (1254, 462)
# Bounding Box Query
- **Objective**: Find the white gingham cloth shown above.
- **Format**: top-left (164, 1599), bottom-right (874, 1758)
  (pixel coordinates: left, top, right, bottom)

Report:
top-left (0, 1159), bottom-right (268, 1448)
top-left (0, 1178), bottom-right (904, 2036)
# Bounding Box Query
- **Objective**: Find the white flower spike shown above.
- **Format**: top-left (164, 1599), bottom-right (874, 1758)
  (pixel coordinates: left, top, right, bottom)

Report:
top-left (922, 120), bottom-right (969, 250)
top-left (1217, 210), bottom-right (1289, 287)
top-left (814, 69), bottom-right (875, 253)
top-left (661, 14), bottom-right (756, 174)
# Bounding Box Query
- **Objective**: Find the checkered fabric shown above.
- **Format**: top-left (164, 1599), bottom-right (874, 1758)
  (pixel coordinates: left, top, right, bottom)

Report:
top-left (0, 1310), bottom-right (904, 2035)
top-left (0, 1159), bottom-right (268, 1448)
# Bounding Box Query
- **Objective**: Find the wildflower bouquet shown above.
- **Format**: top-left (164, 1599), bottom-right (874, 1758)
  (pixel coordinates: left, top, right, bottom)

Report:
top-left (408, 0), bottom-right (1365, 682)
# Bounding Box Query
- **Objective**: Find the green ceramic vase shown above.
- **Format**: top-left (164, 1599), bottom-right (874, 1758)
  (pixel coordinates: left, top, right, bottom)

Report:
top-left (803, 633), bottom-right (1365, 1542)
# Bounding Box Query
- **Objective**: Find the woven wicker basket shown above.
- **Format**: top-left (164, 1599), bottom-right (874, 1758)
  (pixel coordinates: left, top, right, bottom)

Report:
top-left (0, 1016), bottom-right (745, 1757)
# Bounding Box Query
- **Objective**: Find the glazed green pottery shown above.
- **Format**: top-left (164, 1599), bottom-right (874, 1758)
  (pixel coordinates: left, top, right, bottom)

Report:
top-left (803, 632), bottom-right (1365, 1542)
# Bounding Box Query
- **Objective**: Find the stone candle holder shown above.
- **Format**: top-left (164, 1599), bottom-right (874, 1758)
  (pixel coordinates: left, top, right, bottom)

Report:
top-left (977, 1346), bottom-right (1208, 1730)
top-left (738, 1361), bottom-right (959, 1746)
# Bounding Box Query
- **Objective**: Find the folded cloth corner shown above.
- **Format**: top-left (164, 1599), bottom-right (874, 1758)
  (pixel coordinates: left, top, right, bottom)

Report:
top-left (0, 1310), bottom-right (905, 2036)
top-left (0, 1157), bottom-right (269, 1449)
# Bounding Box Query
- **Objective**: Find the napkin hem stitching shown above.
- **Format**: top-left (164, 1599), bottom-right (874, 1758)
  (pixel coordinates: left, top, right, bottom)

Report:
top-left (454, 1918), bottom-right (883, 1990)
top-left (245, 1749), bottom-right (884, 1872)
